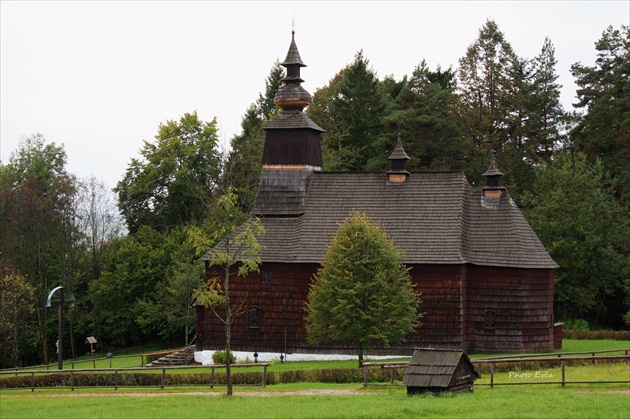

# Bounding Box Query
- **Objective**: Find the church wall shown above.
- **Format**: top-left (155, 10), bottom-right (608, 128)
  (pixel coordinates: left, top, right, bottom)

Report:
top-left (196, 262), bottom-right (554, 355)
top-left (464, 265), bottom-right (555, 353)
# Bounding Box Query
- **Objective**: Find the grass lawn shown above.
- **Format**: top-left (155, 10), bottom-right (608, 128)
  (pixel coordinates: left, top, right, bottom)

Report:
top-left (2, 360), bottom-right (629, 418)
top-left (1, 383), bottom-right (629, 418)
top-left (53, 338), bottom-right (629, 374)
top-left (2, 340), bottom-right (628, 418)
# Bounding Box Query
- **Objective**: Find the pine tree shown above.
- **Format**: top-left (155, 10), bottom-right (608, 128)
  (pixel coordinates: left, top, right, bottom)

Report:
top-left (570, 25), bottom-right (630, 204)
top-left (384, 61), bottom-right (463, 171)
top-left (309, 52), bottom-right (388, 171)
top-left (223, 62), bottom-right (283, 211)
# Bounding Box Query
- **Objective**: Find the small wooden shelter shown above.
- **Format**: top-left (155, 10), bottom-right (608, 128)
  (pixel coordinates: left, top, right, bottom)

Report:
top-left (403, 348), bottom-right (480, 394)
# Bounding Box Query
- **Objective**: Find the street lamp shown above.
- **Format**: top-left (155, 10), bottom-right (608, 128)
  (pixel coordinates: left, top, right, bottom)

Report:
top-left (46, 286), bottom-right (75, 370)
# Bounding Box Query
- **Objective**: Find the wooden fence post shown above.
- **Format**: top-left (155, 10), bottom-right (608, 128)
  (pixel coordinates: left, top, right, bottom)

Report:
top-left (490, 363), bottom-right (494, 389)
top-left (561, 361), bottom-right (565, 387)
top-left (262, 364), bottom-right (267, 387)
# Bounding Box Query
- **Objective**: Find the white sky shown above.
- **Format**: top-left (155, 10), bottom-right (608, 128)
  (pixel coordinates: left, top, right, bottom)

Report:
top-left (2, 1), bottom-right (628, 189)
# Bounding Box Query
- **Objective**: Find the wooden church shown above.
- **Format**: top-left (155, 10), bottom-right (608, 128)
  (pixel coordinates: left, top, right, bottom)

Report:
top-left (195, 32), bottom-right (558, 357)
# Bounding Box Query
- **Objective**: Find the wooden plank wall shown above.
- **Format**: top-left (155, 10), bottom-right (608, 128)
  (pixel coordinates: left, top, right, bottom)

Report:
top-left (196, 263), bottom-right (554, 355)
top-left (464, 265), bottom-right (554, 353)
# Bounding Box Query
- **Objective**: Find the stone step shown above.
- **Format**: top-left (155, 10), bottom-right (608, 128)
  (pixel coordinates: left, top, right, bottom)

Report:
top-left (145, 346), bottom-right (198, 367)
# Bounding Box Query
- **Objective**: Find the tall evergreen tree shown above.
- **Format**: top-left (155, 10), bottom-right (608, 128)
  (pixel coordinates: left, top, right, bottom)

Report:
top-left (570, 25), bottom-right (630, 204)
top-left (457, 20), bottom-right (520, 154)
top-left (223, 62), bottom-right (283, 211)
top-left (525, 37), bottom-right (567, 163)
top-left (384, 61), bottom-right (463, 171)
top-left (456, 20), bottom-right (567, 198)
top-left (309, 51), bottom-right (388, 171)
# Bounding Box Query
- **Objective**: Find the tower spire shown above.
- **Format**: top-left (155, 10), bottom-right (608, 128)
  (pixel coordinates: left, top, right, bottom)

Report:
top-left (387, 134), bottom-right (410, 184)
top-left (274, 31), bottom-right (310, 111)
top-left (254, 31), bottom-right (325, 217)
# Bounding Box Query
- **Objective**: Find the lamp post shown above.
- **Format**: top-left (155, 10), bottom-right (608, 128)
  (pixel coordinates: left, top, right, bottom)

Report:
top-left (46, 286), bottom-right (75, 370)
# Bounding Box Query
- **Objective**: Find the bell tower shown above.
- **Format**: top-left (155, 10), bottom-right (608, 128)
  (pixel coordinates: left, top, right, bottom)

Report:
top-left (253, 31), bottom-right (324, 216)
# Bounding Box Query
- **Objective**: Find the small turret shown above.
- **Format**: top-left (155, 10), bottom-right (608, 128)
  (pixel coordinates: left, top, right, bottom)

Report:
top-left (387, 134), bottom-right (410, 184)
top-left (481, 152), bottom-right (506, 207)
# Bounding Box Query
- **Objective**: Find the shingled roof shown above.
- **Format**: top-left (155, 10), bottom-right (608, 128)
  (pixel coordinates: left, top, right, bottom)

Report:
top-left (248, 171), bottom-right (557, 269)
top-left (402, 348), bottom-right (480, 390)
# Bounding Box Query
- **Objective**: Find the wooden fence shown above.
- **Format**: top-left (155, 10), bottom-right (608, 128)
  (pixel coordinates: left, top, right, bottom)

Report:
top-left (0, 363), bottom-right (269, 392)
top-left (362, 348), bottom-right (630, 388)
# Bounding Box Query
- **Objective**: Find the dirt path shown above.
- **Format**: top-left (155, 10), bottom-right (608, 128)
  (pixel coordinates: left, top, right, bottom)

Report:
top-left (2, 389), bottom-right (379, 397)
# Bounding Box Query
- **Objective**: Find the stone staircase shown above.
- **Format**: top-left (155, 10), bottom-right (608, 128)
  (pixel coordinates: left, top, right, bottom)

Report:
top-left (145, 345), bottom-right (198, 367)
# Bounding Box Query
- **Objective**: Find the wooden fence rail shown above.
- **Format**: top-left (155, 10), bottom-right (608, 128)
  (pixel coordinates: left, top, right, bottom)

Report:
top-left (0, 363), bottom-right (269, 392)
top-left (473, 355), bottom-right (630, 388)
top-left (362, 350), bottom-right (630, 388)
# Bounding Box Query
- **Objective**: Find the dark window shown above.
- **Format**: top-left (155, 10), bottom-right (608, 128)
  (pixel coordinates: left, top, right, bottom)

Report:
top-left (262, 270), bottom-right (272, 284)
top-left (485, 310), bottom-right (496, 329)
top-left (249, 307), bottom-right (262, 328)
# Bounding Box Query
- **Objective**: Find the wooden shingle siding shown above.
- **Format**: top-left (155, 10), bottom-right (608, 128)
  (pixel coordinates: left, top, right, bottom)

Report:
top-left (464, 266), bottom-right (554, 353)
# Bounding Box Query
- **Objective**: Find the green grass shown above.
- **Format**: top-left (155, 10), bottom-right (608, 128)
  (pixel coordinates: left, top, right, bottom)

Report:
top-left (559, 339), bottom-right (630, 353)
top-left (1, 383), bottom-right (629, 418)
top-left (2, 360), bottom-right (628, 418)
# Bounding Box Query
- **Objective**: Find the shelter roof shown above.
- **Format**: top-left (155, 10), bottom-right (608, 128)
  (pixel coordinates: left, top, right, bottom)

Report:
top-left (402, 348), bottom-right (480, 388)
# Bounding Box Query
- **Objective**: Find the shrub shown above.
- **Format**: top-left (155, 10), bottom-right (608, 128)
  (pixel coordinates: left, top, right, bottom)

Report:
top-left (212, 350), bottom-right (236, 365)
top-left (565, 319), bottom-right (590, 331)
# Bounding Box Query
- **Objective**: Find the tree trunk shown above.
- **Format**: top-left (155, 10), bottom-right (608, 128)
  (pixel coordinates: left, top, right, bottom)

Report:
top-left (68, 310), bottom-right (77, 360)
top-left (225, 264), bottom-right (233, 396)
top-left (36, 306), bottom-right (49, 365)
top-left (357, 346), bottom-right (364, 368)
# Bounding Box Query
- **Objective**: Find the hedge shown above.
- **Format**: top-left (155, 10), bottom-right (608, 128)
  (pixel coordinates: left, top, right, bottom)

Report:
top-left (0, 367), bottom-right (405, 389)
top-left (563, 330), bottom-right (630, 340)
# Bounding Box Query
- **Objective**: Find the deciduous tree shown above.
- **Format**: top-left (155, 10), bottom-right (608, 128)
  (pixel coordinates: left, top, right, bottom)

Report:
top-left (305, 212), bottom-right (421, 367)
top-left (523, 152), bottom-right (630, 327)
top-left (0, 270), bottom-right (36, 368)
top-left (0, 134), bottom-right (79, 364)
top-left (190, 188), bottom-right (264, 396)
top-left (115, 112), bottom-right (221, 233)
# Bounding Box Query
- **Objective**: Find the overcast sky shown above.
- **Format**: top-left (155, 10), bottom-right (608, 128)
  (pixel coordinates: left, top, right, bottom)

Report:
top-left (2, 1), bottom-right (628, 189)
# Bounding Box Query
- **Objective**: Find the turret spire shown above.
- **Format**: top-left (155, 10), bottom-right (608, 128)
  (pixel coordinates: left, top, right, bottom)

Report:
top-left (274, 31), bottom-right (312, 111)
top-left (387, 134), bottom-right (410, 184)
